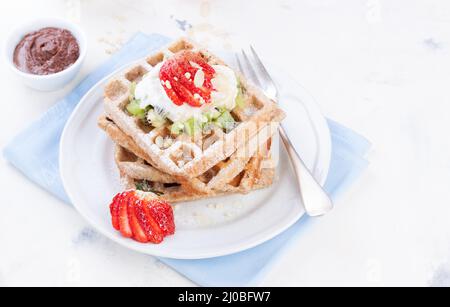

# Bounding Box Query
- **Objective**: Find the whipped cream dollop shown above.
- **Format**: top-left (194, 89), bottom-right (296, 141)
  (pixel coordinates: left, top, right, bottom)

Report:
top-left (211, 65), bottom-right (239, 111)
top-left (135, 61), bottom-right (238, 123)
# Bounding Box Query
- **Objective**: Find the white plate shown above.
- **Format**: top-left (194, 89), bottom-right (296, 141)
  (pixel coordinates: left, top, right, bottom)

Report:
top-left (60, 59), bottom-right (331, 259)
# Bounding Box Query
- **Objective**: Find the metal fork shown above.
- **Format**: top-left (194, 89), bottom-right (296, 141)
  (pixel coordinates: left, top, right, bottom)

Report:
top-left (236, 46), bottom-right (333, 217)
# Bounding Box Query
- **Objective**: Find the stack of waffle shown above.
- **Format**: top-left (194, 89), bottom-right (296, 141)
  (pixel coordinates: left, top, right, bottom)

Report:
top-left (98, 38), bottom-right (286, 203)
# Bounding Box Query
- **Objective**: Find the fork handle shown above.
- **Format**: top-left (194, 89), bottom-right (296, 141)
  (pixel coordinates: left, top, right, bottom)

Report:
top-left (279, 125), bottom-right (333, 217)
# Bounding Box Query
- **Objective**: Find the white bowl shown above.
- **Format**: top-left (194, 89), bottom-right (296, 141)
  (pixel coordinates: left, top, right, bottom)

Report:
top-left (4, 18), bottom-right (87, 92)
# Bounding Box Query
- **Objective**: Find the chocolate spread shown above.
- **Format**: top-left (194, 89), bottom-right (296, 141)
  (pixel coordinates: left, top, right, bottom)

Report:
top-left (13, 27), bottom-right (80, 75)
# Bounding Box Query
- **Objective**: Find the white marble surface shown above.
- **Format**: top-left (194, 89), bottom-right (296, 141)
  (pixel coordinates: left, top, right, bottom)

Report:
top-left (1, 0), bottom-right (450, 287)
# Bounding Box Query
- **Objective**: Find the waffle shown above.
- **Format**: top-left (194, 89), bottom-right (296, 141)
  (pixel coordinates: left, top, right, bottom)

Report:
top-left (103, 37), bottom-right (285, 179)
top-left (98, 115), bottom-right (277, 194)
top-left (116, 146), bottom-right (275, 203)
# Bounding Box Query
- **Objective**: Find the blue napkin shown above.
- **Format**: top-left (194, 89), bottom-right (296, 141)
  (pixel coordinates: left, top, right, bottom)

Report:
top-left (3, 33), bottom-right (371, 286)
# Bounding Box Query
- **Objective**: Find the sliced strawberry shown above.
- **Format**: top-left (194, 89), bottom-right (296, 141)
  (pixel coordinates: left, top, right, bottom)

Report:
top-left (173, 82), bottom-right (202, 107)
top-left (159, 51), bottom-right (216, 108)
top-left (108, 191), bottom-right (175, 244)
top-left (110, 194), bottom-right (121, 231)
top-left (134, 199), bottom-right (164, 244)
top-left (167, 62), bottom-right (208, 107)
top-left (186, 52), bottom-right (216, 76)
top-left (159, 69), bottom-right (184, 106)
top-left (147, 199), bottom-right (175, 236)
top-left (118, 192), bottom-right (133, 238)
top-left (127, 198), bottom-right (149, 243)
top-left (175, 54), bottom-right (214, 101)
top-left (162, 83), bottom-right (184, 106)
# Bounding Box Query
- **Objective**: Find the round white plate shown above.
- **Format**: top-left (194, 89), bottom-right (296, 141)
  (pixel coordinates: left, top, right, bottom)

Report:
top-left (60, 59), bottom-right (331, 259)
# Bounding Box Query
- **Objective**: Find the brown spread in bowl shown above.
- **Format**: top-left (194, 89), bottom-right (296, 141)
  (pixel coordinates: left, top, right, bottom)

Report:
top-left (13, 27), bottom-right (80, 75)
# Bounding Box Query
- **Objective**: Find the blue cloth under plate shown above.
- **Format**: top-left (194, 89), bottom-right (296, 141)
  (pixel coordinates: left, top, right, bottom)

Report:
top-left (3, 33), bottom-right (371, 286)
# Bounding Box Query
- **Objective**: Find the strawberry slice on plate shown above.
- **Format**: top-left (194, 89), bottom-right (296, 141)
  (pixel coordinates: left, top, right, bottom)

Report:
top-left (146, 199), bottom-right (176, 236)
top-left (134, 198), bottom-right (165, 244)
top-left (118, 192), bottom-right (133, 238)
top-left (108, 191), bottom-right (175, 244)
top-left (127, 198), bottom-right (149, 243)
top-left (110, 193), bottom-right (121, 231)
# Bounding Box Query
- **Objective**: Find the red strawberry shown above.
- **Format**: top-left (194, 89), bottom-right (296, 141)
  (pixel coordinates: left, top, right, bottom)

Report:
top-left (134, 199), bottom-right (164, 244)
top-left (127, 198), bottom-right (149, 243)
top-left (159, 69), bottom-right (184, 106)
top-left (159, 51), bottom-right (215, 107)
top-left (108, 191), bottom-right (175, 244)
top-left (118, 192), bottom-right (133, 238)
top-left (146, 199), bottom-right (175, 236)
top-left (110, 193), bottom-right (121, 231)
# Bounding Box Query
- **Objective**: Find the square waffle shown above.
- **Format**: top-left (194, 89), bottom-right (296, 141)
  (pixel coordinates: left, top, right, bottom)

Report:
top-left (98, 115), bottom-right (277, 196)
top-left (116, 146), bottom-right (275, 203)
top-left (103, 38), bottom-right (285, 180)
